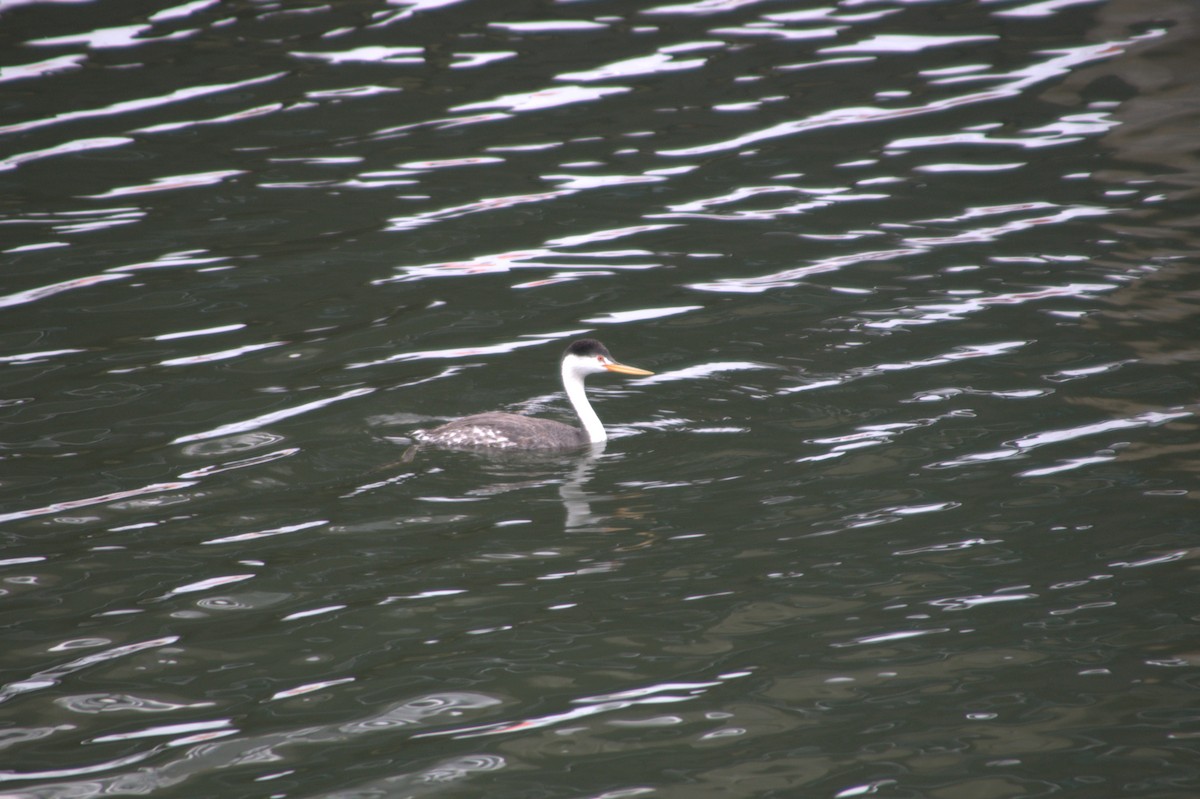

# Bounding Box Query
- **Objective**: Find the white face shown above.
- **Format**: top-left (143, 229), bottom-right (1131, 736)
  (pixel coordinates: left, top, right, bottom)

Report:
top-left (563, 352), bottom-right (613, 378)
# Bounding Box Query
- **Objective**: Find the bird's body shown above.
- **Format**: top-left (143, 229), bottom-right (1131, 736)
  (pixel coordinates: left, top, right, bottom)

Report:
top-left (417, 411), bottom-right (587, 450)
top-left (416, 339), bottom-right (653, 451)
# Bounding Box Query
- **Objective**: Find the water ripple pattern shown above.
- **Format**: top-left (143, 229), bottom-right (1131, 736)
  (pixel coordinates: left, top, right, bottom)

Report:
top-left (2, 0), bottom-right (1200, 797)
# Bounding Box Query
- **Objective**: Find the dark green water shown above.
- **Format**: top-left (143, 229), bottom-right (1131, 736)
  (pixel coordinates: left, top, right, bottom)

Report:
top-left (3, 0), bottom-right (1200, 796)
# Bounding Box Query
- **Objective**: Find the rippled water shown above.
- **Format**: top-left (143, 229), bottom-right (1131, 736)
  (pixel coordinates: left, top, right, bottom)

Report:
top-left (3, 0), bottom-right (1200, 796)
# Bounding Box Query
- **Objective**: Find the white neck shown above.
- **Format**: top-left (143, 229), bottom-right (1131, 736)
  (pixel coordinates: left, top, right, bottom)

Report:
top-left (562, 358), bottom-right (606, 443)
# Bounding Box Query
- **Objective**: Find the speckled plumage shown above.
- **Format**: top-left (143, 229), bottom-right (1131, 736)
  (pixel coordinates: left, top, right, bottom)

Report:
top-left (418, 411), bottom-right (587, 450)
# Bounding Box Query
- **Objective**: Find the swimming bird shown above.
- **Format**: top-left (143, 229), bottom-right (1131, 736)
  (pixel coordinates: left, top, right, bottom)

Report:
top-left (417, 339), bottom-right (653, 450)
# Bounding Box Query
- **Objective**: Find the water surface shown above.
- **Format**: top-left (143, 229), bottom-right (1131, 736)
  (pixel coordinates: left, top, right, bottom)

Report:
top-left (3, 0), bottom-right (1200, 796)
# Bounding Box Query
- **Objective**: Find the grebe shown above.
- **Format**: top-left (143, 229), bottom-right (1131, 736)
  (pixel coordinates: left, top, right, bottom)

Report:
top-left (417, 339), bottom-right (653, 450)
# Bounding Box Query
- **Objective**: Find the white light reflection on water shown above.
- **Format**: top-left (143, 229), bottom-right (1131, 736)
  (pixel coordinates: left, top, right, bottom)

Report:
top-left (0, 72), bottom-right (286, 136)
top-left (0, 53), bottom-right (85, 83)
top-left (779, 341), bottom-right (1030, 400)
top-left (454, 85), bottom-right (630, 113)
top-left (0, 483), bottom-right (197, 525)
top-left (347, 334), bottom-right (575, 370)
top-left (0, 348), bottom-right (86, 363)
top-left (558, 52), bottom-right (707, 82)
top-left (28, 23), bottom-right (190, 50)
top-left (658, 37), bottom-right (1151, 157)
top-left (170, 387), bottom-right (376, 444)
top-left (148, 323), bottom-right (246, 341)
top-left (822, 34), bottom-right (999, 54)
top-left (0, 636), bottom-right (181, 707)
top-left (134, 102), bottom-right (287, 134)
top-left (934, 408), bottom-right (1193, 470)
top-left (632, 361), bottom-right (767, 385)
top-left (0, 136), bottom-right (133, 171)
top-left (415, 673), bottom-right (751, 740)
top-left (200, 519), bottom-right (326, 546)
top-left (582, 305), bottom-right (702, 324)
top-left (90, 718), bottom-right (234, 744)
top-left (0, 273), bottom-right (130, 309)
top-left (292, 45), bottom-right (424, 65)
top-left (382, 188), bottom-right (574, 231)
top-left (0, 693), bottom-right (504, 791)
top-left (996, 0), bottom-right (1105, 19)
top-left (84, 169), bottom-right (245, 199)
top-left (157, 341), bottom-right (285, 367)
top-left (831, 628), bottom-right (952, 647)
